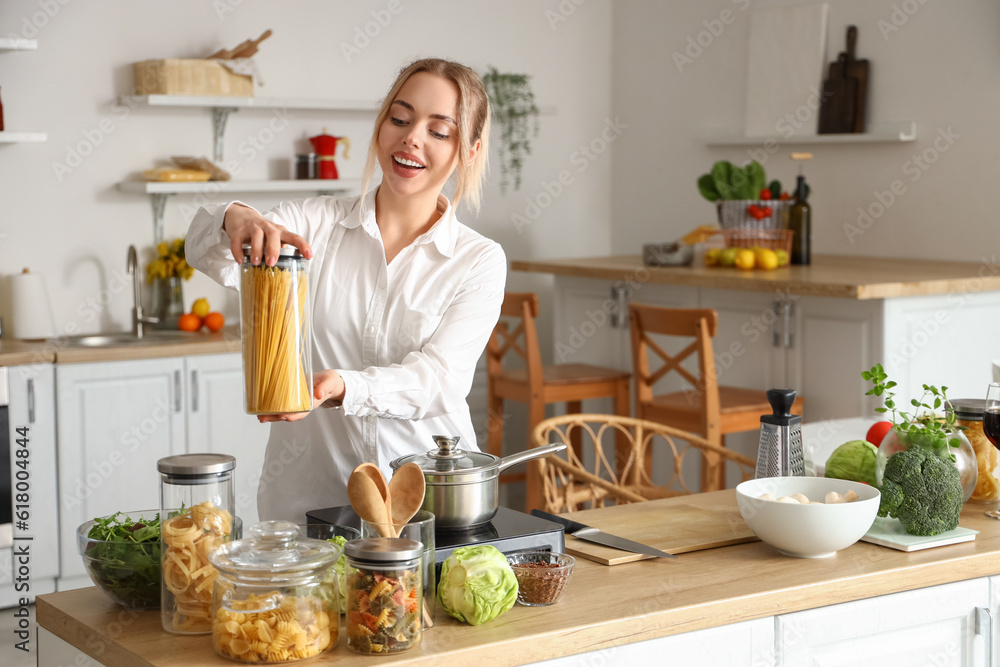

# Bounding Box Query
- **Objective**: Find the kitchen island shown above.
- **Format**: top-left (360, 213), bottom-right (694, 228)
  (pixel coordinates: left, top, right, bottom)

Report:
top-left (35, 490), bottom-right (1000, 666)
top-left (513, 254), bottom-right (1000, 421)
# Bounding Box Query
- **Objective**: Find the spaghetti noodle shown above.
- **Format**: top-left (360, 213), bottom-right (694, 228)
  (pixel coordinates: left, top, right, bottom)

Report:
top-left (240, 260), bottom-right (311, 414)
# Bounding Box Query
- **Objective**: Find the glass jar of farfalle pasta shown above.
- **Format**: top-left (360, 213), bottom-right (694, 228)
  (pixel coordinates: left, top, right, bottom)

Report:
top-left (239, 245), bottom-right (312, 416)
top-left (158, 453), bottom-right (237, 634)
top-left (952, 398), bottom-right (1000, 503)
top-left (344, 538), bottom-right (423, 655)
top-left (209, 521), bottom-right (343, 663)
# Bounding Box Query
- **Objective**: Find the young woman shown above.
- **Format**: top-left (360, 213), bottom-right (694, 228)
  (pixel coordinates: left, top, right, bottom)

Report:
top-left (186, 58), bottom-right (506, 522)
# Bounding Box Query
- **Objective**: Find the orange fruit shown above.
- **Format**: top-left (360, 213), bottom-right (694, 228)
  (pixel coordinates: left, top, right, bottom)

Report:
top-left (204, 312), bottom-right (225, 333)
top-left (178, 313), bottom-right (202, 332)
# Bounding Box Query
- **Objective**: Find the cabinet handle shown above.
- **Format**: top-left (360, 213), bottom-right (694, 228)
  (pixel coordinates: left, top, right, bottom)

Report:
top-left (783, 302), bottom-right (794, 348)
top-left (27, 379), bottom-right (35, 424)
top-left (976, 606), bottom-right (992, 667)
top-left (173, 370), bottom-right (182, 412)
top-left (610, 285), bottom-right (631, 329)
top-left (772, 300), bottom-right (783, 348)
top-left (191, 370), bottom-right (199, 413)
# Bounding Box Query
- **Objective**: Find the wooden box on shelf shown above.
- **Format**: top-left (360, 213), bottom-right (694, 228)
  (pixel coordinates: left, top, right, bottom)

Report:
top-left (134, 59), bottom-right (253, 97)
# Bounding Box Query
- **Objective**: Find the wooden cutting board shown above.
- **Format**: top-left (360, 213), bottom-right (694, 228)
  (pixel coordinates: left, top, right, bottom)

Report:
top-left (563, 502), bottom-right (759, 566)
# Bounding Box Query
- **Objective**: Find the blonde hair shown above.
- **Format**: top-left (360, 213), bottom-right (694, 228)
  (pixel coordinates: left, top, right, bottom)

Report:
top-left (361, 58), bottom-right (491, 215)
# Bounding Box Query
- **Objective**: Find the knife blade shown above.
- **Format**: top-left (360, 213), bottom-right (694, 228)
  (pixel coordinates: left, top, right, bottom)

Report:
top-left (530, 509), bottom-right (677, 559)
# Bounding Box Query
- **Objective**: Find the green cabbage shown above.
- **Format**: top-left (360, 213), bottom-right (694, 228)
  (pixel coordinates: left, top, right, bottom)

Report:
top-left (437, 545), bottom-right (518, 626)
top-left (825, 439), bottom-right (878, 486)
top-left (311, 535), bottom-right (349, 613)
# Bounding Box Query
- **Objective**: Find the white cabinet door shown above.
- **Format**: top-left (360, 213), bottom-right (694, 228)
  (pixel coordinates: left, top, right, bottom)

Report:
top-left (777, 578), bottom-right (991, 666)
top-left (185, 353), bottom-right (269, 529)
top-left (532, 616), bottom-right (774, 667)
top-left (56, 358), bottom-right (186, 586)
top-left (1, 364), bottom-right (59, 607)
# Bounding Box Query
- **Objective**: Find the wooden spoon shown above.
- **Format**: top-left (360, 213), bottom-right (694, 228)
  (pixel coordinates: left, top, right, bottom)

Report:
top-left (355, 463), bottom-right (392, 535)
top-left (388, 462), bottom-right (426, 527)
top-left (347, 470), bottom-right (393, 537)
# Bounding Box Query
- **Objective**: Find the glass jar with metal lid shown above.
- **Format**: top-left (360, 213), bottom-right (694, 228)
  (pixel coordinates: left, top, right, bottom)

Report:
top-left (951, 398), bottom-right (1000, 503)
top-left (209, 520), bottom-right (343, 662)
top-left (239, 245), bottom-right (312, 415)
top-left (158, 453), bottom-right (237, 634)
top-left (344, 537), bottom-right (423, 655)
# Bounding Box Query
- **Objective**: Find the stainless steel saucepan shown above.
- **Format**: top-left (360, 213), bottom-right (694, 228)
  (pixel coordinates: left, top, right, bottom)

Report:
top-left (390, 435), bottom-right (566, 529)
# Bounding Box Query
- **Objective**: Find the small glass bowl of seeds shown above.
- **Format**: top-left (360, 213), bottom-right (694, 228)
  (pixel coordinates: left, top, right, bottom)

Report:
top-left (507, 551), bottom-right (575, 606)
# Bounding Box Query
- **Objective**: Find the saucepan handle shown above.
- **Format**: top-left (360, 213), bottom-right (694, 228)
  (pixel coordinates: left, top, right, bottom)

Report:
top-left (497, 443), bottom-right (567, 474)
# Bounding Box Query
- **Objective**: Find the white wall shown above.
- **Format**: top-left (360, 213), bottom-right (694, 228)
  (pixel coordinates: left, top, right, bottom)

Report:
top-left (0, 0), bottom-right (612, 347)
top-left (612, 0), bottom-right (1000, 264)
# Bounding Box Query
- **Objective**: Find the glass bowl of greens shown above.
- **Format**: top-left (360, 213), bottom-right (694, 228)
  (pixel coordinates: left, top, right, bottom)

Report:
top-left (76, 510), bottom-right (162, 610)
top-left (298, 524), bottom-right (359, 615)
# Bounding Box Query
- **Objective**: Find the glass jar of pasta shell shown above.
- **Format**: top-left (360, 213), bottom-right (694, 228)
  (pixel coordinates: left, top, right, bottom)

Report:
top-left (344, 538), bottom-right (423, 655)
top-left (951, 398), bottom-right (1000, 503)
top-left (158, 453), bottom-right (237, 635)
top-left (209, 521), bottom-right (343, 663)
top-left (239, 245), bottom-right (312, 416)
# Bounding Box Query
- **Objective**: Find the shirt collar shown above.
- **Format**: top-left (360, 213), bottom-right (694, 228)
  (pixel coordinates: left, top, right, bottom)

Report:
top-left (343, 189), bottom-right (458, 258)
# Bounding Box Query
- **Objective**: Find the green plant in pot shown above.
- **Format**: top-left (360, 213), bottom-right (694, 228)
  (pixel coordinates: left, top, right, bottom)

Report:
top-left (863, 363), bottom-right (977, 535)
top-left (482, 66), bottom-right (539, 193)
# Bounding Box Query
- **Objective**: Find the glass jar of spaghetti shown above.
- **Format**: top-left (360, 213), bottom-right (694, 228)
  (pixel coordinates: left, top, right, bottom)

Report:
top-left (952, 398), bottom-right (1000, 503)
top-left (344, 537), bottom-right (423, 655)
top-left (240, 245), bottom-right (312, 415)
top-left (209, 521), bottom-right (343, 662)
top-left (158, 453), bottom-right (237, 634)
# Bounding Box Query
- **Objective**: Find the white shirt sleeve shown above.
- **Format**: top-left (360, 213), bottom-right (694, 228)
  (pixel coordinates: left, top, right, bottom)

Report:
top-left (338, 243), bottom-right (507, 420)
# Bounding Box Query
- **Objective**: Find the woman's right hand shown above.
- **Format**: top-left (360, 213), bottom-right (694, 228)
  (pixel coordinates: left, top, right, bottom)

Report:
top-left (223, 203), bottom-right (313, 266)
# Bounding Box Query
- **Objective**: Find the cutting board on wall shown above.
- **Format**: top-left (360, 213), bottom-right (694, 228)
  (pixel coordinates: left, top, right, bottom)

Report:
top-left (563, 502), bottom-right (759, 566)
top-left (744, 3), bottom-right (830, 138)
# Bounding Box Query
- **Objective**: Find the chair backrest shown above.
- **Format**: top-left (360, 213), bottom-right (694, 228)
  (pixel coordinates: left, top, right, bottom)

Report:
top-left (531, 413), bottom-right (756, 513)
top-left (628, 304), bottom-right (720, 443)
top-left (486, 292), bottom-right (543, 391)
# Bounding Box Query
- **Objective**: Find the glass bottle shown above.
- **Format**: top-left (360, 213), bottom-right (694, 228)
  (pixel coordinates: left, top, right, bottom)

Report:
top-left (789, 175), bottom-right (811, 265)
top-left (158, 453), bottom-right (237, 634)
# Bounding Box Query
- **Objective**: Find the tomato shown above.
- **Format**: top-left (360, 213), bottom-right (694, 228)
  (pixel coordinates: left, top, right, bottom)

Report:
top-left (865, 421), bottom-right (893, 447)
top-left (779, 192), bottom-right (790, 201)
top-left (759, 189), bottom-right (772, 200)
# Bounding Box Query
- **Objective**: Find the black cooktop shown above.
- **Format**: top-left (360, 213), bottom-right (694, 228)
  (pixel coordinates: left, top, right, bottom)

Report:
top-left (305, 505), bottom-right (565, 565)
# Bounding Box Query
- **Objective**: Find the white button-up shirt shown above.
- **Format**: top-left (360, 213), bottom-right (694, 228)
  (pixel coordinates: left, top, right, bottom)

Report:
top-left (186, 190), bottom-right (506, 522)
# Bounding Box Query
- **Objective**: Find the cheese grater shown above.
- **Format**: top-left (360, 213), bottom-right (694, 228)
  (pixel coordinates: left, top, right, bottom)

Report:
top-left (754, 388), bottom-right (804, 479)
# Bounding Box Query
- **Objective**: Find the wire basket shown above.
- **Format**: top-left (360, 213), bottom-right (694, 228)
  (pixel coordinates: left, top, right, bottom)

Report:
top-left (717, 200), bottom-right (791, 230)
top-left (721, 228), bottom-right (793, 256)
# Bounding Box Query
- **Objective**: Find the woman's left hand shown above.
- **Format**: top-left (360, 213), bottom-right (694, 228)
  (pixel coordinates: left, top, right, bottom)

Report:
top-left (257, 370), bottom-right (347, 423)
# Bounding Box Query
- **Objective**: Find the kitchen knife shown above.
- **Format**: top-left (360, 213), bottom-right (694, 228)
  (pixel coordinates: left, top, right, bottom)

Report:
top-left (530, 509), bottom-right (677, 559)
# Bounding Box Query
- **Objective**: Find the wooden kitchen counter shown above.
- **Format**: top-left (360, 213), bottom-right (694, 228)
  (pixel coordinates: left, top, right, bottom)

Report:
top-left (36, 491), bottom-right (1000, 666)
top-left (0, 326), bottom-right (242, 367)
top-left (511, 254), bottom-right (1000, 300)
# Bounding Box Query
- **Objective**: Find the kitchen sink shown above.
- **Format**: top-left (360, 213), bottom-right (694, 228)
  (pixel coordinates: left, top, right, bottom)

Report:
top-left (57, 330), bottom-right (201, 348)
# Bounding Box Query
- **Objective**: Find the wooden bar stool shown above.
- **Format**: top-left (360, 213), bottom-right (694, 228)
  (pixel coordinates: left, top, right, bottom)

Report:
top-left (628, 303), bottom-right (804, 492)
top-left (487, 292), bottom-right (631, 511)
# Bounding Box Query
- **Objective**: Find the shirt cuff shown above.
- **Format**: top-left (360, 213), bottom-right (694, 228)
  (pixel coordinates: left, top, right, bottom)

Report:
top-left (337, 370), bottom-right (369, 415)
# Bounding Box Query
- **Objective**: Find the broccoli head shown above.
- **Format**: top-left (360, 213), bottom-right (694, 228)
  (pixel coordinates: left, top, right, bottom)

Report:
top-left (878, 445), bottom-right (963, 536)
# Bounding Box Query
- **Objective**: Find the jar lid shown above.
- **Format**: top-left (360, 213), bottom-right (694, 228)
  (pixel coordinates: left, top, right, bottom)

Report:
top-left (949, 398), bottom-right (986, 421)
top-left (157, 453), bottom-right (235, 476)
top-left (295, 153), bottom-right (317, 159)
top-left (344, 537), bottom-right (422, 563)
top-left (210, 521), bottom-right (341, 582)
top-left (390, 435), bottom-right (501, 481)
top-left (241, 244), bottom-right (305, 259)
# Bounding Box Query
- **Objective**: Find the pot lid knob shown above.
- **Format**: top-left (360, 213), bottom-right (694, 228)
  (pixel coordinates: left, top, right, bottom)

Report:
top-left (428, 434), bottom-right (464, 460)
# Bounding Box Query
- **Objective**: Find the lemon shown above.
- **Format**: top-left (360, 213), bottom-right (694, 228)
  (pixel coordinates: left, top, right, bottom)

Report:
top-left (757, 249), bottom-right (779, 271)
top-left (704, 248), bottom-right (721, 266)
top-left (775, 249), bottom-right (789, 266)
top-left (192, 298), bottom-right (211, 318)
top-left (719, 248), bottom-right (739, 267)
top-left (734, 249), bottom-right (755, 270)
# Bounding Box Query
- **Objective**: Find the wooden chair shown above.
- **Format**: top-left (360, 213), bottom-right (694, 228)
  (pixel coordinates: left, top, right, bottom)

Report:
top-left (531, 413), bottom-right (757, 513)
top-left (487, 292), bottom-right (631, 511)
top-left (628, 303), bottom-right (804, 492)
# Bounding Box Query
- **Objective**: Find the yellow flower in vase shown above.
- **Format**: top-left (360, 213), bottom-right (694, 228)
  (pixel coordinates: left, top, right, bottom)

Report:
top-left (146, 237), bottom-right (193, 284)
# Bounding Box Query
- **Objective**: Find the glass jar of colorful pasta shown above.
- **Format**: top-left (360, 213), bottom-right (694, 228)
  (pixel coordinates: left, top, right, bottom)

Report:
top-left (344, 537), bottom-right (423, 655)
top-left (158, 453), bottom-right (237, 634)
top-left (239, 245), bottom-right (312, 415)
top-left (209, 521), bottom-right (343, 663)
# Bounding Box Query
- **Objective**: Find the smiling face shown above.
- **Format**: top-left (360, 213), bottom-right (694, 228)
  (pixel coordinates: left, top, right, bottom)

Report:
top-left (376, 71), bottom-right (462, 202)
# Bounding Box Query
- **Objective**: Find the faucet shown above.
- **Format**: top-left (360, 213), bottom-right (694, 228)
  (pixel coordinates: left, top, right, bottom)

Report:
top-left (126, 245), bottom-right (159, 338)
